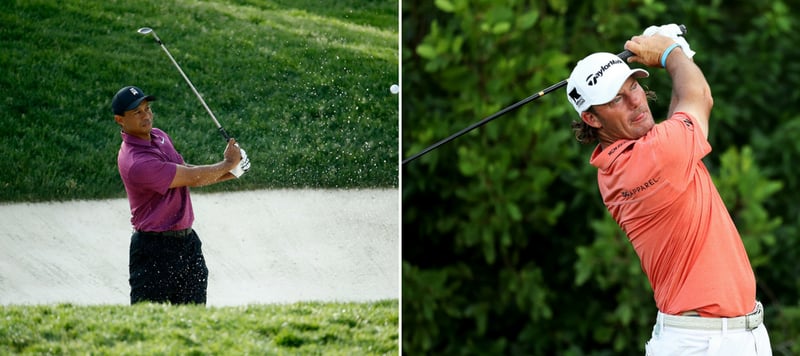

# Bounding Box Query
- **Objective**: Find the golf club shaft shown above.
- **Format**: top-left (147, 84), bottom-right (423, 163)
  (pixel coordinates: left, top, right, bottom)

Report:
top-left (147, 30), bottom-right (231, 141)
top-left (401, 51), bottom-right (634, 166)
top-left (402, 25), bottom-right (687, 166)
top-left (401, 79), bottom-right (563, 165)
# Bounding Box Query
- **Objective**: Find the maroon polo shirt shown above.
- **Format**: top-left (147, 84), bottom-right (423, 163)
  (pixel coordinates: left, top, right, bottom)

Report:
top-left (117, 128), bottom-right (194, 232)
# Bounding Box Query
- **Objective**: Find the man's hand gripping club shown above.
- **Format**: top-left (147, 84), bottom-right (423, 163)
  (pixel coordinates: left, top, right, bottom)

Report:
top-left (225, 140), bottom-right (250, 178)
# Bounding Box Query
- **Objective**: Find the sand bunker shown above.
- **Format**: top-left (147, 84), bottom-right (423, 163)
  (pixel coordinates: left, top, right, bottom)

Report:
top-left (0, 189), bottom-right (398, 306)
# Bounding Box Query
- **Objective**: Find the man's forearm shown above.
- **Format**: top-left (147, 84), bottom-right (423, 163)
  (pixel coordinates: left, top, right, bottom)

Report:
top-left (171, 161), bottom-right (237, 188)
top-left (665, 47), bottom-right (713, 137)
top-left (214, 172), bottom-right (237, 184)
top-left (666, 48), bottom-right (709, 109)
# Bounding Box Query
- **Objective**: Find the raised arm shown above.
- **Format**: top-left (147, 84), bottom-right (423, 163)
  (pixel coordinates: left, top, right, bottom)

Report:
top-left (624, 34), bottom-right (713, 138)
top-left (170, 138), bottom-right (241, 188)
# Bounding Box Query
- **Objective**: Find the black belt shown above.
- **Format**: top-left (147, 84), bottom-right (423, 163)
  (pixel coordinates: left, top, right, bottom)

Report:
top-left (137, 227), bottom-right (193, 238)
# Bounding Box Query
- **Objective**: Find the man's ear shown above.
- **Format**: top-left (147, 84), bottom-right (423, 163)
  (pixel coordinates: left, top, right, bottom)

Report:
top-left (114, 114), bottom-right (124, 126)
top-left (581, 110), bottom-right (602, 129)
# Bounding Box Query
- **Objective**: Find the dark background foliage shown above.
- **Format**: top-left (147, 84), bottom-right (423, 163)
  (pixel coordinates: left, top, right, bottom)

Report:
top-left (402, 0), bottom-right (800, 354)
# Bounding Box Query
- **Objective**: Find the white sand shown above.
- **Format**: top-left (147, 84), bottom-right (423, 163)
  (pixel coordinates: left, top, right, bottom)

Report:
top-left (0, 189), bottom-right (398, 306)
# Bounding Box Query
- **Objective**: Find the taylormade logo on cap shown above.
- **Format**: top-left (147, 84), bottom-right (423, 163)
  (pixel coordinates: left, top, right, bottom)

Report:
top-left (585, 58), bottom-right (624, 86)
top-left (566, 52), bottom-right (649, 114)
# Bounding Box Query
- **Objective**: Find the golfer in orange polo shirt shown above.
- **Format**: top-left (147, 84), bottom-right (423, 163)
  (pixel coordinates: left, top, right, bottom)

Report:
top-left (566, 25), bottom-right (771, 354)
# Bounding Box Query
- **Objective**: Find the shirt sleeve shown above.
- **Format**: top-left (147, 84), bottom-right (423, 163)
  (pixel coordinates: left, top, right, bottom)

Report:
top-left (649, 112), bottom-right (711, 189)
top-left (127, 154), bottom-right (178, 195)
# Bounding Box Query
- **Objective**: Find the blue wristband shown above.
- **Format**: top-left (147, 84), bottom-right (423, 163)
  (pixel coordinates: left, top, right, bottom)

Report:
top-left (660, 43), bottom-right (681, 68)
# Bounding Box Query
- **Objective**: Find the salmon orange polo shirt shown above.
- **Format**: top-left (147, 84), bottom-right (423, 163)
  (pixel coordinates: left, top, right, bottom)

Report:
top-left (589, 112), bottom-right (756, 318)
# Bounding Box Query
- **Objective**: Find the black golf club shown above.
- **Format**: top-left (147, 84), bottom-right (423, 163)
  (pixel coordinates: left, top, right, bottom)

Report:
top-left (138, 27), bottom-right (231, 141)
top-left (402, 25), bottom-right (687, 165)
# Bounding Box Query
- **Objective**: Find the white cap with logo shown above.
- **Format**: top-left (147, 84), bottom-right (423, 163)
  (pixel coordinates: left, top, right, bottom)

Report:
top-left (566, 52), bottom-right (649, 114)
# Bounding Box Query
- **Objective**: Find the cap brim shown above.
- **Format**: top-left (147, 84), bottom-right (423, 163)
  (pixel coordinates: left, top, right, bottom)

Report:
top-left (123, 95), bottom-right (156, 112)
top-left (591, 69), bottom-right (649, 106)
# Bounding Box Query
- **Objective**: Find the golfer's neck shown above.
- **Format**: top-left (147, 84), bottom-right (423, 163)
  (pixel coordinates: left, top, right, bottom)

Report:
top-left (125, 130), bottom-right (151, 142)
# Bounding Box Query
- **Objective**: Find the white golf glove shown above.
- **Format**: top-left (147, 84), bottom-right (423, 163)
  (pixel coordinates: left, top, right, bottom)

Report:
top-left (229, 148), bottom-right (250, 178)
top-left (643, 24), bottom-right (695, 59)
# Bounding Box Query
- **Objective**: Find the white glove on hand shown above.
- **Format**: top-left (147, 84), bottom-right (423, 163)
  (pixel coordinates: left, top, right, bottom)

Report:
top-left (229, 148), bottom-right (250, 178)
top-left (643, 24), bottom-right (695, 59)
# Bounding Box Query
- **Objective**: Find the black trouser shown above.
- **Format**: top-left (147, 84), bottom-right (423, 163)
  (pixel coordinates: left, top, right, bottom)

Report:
top-left (129, 229), bottom-right (208, 305)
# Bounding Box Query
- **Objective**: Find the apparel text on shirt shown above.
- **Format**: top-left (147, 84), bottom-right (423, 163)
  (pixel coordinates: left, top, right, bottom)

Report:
top-left (621, 177), bottom-right (661, 199)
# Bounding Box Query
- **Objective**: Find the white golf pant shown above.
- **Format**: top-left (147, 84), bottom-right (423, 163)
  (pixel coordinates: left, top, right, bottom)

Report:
top-left (645, 305), bottom-right (772, 356)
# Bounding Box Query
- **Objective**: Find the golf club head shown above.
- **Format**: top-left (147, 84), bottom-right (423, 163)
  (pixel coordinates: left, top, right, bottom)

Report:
top-left (137, 27), bottom-right (162, 44)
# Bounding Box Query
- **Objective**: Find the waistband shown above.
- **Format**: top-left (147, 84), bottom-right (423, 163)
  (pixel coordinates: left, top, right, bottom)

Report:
top-left (136, 227), bottom-right (193, 238)
top-left (659, 302), bottom-right (764, 331)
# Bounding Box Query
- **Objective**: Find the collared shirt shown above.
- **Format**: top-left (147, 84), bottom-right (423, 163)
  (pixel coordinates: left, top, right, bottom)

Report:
top-left (117, 128), bottom-right (193, 232)
top-left (590, 112), bottom-right (755, 318)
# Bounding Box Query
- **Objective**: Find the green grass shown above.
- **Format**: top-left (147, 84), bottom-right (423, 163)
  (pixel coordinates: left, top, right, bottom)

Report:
top-left (0, 0), bottom-right (399, 202)
top-left (0, 301), bottom-right (398, 355)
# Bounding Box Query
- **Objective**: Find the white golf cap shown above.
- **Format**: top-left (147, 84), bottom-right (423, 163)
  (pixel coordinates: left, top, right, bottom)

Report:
top-left (566, 52), bottom-right (649, 114)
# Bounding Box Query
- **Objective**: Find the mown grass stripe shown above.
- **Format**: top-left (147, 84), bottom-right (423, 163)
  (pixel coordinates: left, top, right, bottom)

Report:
top-left (0, 0), bottom-right (398, 202)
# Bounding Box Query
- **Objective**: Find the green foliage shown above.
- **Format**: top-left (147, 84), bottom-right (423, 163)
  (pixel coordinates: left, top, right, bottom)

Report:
top-left (0, 0), bottom-right (398, 202)
top-left (714, 146), bottom-right (782, 268)
top-left (572, 216), bottom-right (654, 352)
top-left (768, 304), bottom-right (800, 355)
top-left (0, 301), bottom-right (398, 355)
top-left (403, 0), bottom-right (800, 354)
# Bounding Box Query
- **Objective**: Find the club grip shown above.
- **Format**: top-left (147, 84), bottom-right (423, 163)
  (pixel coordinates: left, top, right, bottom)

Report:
top-left (219, 127), bottom-right (231, 141)
top-left (617, 50), bottom-right (634, 61)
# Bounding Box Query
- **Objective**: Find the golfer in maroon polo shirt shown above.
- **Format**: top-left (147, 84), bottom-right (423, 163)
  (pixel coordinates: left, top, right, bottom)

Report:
top-left (112, 85), bottom-right (250, 304)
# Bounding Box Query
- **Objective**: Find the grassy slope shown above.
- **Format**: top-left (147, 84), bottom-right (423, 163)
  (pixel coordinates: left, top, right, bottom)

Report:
top-left (0, 0), bottom-right (398, 202)
top-left (0, 301), bottom-right (398, 355)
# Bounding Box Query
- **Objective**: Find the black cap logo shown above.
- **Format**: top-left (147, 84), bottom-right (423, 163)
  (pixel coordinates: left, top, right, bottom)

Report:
top-left (569, 87), bottom-right (584, 107)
